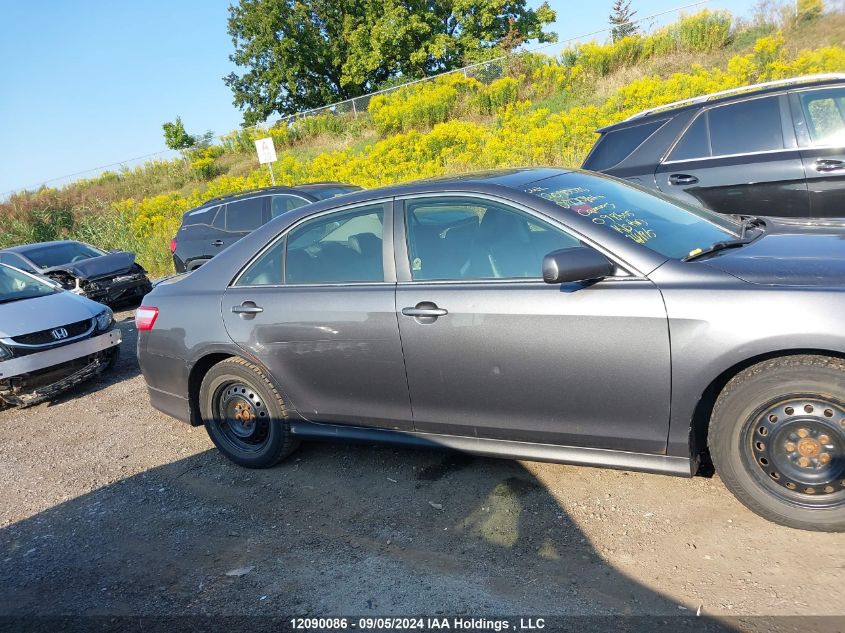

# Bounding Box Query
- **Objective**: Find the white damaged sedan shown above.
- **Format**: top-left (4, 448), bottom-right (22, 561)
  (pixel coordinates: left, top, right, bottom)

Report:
top-left (0, 263), bottom-right (121, 406)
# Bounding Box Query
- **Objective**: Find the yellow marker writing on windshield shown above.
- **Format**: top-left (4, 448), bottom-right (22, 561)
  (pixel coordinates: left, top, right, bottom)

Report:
top-left (688, 248), bottom-right (703, 258)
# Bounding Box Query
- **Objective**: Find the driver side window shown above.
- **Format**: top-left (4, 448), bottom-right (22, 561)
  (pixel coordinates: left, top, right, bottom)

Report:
top-left (404, 197), bottom-right (583, 281)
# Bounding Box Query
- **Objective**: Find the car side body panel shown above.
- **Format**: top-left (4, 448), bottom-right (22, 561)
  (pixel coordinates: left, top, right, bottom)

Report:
top-left (649, 261), bottom-right (845, 457)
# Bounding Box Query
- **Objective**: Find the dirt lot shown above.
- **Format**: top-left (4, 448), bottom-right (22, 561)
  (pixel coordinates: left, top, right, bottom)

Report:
top-left (1, 309), bottom-right (843, 629)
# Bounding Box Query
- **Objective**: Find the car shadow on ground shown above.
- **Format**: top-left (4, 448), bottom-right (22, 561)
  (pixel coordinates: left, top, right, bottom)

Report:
top-left (0, 437), bottom-right (752, 632)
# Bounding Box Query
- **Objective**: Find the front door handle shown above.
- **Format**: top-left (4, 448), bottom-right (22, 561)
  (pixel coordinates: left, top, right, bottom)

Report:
top-left (815, 159), bottom-right (845, 172)
top-left (212, 239), bottom-right (225, 247)
top-left (231, 301), bottom-right (263, 317)
top-left (401, 302), bottom-right (448, 318)
top-left (669, 173), bottom-right (699, 185)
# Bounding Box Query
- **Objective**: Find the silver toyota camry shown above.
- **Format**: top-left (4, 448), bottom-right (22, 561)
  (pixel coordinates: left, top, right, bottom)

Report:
top-left (137, 168), bottom-right (845, 532)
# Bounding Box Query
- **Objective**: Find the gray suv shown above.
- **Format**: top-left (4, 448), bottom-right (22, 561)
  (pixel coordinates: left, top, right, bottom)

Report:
top-left (582, 74), bottom-right (845, 217)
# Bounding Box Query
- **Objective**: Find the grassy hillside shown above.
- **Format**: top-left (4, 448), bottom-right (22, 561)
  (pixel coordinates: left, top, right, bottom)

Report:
top-left (3, 9), bottom-right (845, 277)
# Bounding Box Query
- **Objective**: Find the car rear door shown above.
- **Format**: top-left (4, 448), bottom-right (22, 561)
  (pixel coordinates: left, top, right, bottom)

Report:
top-left (221, 199), bottom-right (413, 430)
top-left (393, 194), bottom-right (671, 454)
top-left (654, 94), bottom-right (810, 217)
top-left (789, 85), bottom-right (845, 217)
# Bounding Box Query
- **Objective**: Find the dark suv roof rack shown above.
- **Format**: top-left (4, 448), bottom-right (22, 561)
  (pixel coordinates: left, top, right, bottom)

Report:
top-left (197, 181), bottom-right (352, 209)
top-left (623, 73), bottom-right (845, 122)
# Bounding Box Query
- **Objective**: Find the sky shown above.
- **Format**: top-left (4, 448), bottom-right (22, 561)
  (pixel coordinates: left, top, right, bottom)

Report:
top-left (0, 0), bottom-right (759, 196)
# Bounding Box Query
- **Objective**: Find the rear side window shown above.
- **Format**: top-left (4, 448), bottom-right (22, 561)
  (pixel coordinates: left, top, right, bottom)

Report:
top-left (798, 87), bottom-right (845, 145)
top-left (226, 197), bottom-right (265, 232)
top-left (271, 194), bottom-right (309, 219)
top-left (709, 96), bottom-right (783, 155)
top-left (669, 96), bottom-right (784, 161)
top-left (183, 205), bottom-right (219, 227)
top-left (585, 119), bottom-right (667, 171)
top-left (286, 205), bottom-right (384, 284)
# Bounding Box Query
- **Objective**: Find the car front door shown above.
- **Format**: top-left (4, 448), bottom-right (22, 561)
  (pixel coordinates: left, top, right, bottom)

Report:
top-left (394, 194), bottom-right (671, 454)
top-left (654, 94), bottom-right (810, 217)
top-left (221, 200), bottom-right (413, 430)
top-left (790, 86), bottom-right (845, 217)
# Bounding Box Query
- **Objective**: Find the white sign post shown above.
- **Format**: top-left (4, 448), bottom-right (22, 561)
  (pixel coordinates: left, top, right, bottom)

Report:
top-left (254, 137), bottom-right (278, 185)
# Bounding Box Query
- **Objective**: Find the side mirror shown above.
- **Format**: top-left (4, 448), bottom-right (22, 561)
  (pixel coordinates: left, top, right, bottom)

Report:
top-left (542, 247), bottom-right (615, 284)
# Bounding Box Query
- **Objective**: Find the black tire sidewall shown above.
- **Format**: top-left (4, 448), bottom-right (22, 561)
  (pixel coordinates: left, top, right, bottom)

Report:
top-left (711, 360), bottom-right (845, 531)
top-left (199, 360), bottom-right (291, 468)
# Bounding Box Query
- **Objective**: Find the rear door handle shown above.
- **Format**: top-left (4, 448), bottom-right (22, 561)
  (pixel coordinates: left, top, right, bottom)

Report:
top-left (231, 301), bottom-right (263, 316)
top-left (212, 239), bottom-right (225, 247)
top-left (401, 302), bottom-right (448, 318)
top-left (669, 174), bottom-right (699, 185)
top-left (815, 159), bottom-right (845, 172)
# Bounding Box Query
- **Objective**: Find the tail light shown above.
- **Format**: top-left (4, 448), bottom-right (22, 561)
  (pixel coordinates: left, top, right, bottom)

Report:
top-left (169, 237), bottom-right (177, 254)
top-left (135, 306), bottom-right (159, 331)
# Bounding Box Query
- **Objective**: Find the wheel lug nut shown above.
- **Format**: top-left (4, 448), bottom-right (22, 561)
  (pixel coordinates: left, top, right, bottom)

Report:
top-left (798, 456), bottom-right (811, 468)
top-left (797, 428), bottom-right (809, 438)
top-left (784, 441), bottom-right (796, 452)
top-left (819, 453), bottom-right (831, 465)
top-left (818, 434), bottom-right (830, 445)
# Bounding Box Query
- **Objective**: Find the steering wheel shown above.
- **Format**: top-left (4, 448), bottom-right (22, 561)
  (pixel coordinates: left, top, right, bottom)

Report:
top-left (70, 255), bottom-right (88, 263)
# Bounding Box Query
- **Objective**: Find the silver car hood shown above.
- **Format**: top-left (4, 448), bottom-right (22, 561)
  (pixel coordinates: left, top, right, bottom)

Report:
top-left (0, 291), bottom-right (101, 338)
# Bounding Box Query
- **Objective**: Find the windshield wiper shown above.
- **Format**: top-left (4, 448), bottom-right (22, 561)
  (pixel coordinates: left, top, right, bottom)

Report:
top-left (682, 238), bottom-right (753, 262)
top-left (737, 215), bottom-right (767, 239)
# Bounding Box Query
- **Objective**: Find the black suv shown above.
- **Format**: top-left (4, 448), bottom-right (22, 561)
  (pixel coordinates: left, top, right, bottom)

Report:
top-left (171, 182), bottom-right (362, 272)
top-left (582, 74), bottom-right (845, 217)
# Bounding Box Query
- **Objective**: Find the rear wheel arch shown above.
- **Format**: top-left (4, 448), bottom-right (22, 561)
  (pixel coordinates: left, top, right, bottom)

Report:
top-left (690, 349), bottom-right (845, 462)
top-left (187, 352), bottom-right (296, 426)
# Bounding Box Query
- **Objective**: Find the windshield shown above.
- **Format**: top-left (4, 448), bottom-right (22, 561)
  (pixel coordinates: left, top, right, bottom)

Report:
top-left (524, 173), bottom-right (740, 259)
top-left (21, 242), bottom-right (106, 269)
top-left (0, 265), bottom-right (58, 304)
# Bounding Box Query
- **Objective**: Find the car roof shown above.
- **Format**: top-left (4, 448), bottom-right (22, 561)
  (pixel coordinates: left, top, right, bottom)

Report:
top-left (0, 240), bottom-right (85, 255)
top-left (191, 182), bottom-right (360, 211)
top-left (598, 74), bottom-right (845, 134)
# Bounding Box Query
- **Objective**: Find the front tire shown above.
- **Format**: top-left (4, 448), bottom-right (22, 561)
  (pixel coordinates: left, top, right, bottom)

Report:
top-left (709, 355), bottom-right (845, 531)
top-left (199, 357), bottom-right (298, 468)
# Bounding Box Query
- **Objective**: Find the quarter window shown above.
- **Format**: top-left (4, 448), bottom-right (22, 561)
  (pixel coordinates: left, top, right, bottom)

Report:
top-left (404, 197), bottom-right (583, 281)
top-left (798, 87), bottom-right (845, 146)
top-left (286, 205), bottom-right (384, 284)
top-left (586, 119), bottom-right (667, 171)
top-left (226, 197), bottom-right (265, 232)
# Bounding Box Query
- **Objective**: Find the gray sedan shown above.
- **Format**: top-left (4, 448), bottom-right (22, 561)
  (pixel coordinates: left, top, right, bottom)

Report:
top-left (137, 168), bottom-right (845, 531)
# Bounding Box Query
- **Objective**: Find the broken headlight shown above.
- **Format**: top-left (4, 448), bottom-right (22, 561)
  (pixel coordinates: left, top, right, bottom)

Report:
top-left (95, 307), bottom-right (114, 331)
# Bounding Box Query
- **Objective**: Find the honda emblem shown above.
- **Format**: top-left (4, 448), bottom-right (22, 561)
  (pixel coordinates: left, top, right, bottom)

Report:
top-left (50, 327), bottom-right (69, 340)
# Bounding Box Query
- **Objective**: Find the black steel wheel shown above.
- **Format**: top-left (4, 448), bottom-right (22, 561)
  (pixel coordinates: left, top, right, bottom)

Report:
top-left (199, 357), bottom-right (298, 468)
top-left (744, 396), bottom-right (845, 506)
top-left (710, 355), bottom-right (845, 531)
top-left (212, 381), bottom-right (272, 453)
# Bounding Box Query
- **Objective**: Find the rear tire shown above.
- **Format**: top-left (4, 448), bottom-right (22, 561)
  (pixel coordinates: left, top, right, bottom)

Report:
top-left (709, 355), bottom-right (845, 531)
top-left (199, 357), bottom-right (298, 468)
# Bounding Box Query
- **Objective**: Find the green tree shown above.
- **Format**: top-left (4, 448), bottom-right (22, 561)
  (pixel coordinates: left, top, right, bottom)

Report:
top-left (609, 0), bottom-right (638, 42)
top-left (796, 0), bottom-right (824, 23)
top-left (224, 0), bottom-right (557, 125)
top-left (162, 116), bottom-right (196, 150)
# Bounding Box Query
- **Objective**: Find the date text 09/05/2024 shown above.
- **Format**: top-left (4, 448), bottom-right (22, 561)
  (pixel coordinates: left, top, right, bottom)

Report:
top-left (289, 617), bottom-right (546, 631)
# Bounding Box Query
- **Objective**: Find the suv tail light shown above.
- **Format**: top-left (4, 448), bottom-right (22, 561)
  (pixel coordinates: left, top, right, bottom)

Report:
top-left (135, 306), bottom-right (159, 331)
top-left (169, 237), bottom-right (177, 254)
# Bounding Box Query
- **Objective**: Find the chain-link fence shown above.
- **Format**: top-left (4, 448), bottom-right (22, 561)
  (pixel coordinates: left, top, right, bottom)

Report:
top-left (252, 0), bottom-right (708, 132)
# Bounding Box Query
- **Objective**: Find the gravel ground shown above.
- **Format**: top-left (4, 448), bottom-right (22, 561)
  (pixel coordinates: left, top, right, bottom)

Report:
top-left (1, 309), bottom-right (843, 629)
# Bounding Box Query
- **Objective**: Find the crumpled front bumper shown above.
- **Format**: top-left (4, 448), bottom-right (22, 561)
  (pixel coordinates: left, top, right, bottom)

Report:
top-left (76, 274), bottom-right (152, 304)
top-left (0, 330), bottom-right (122, 405)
